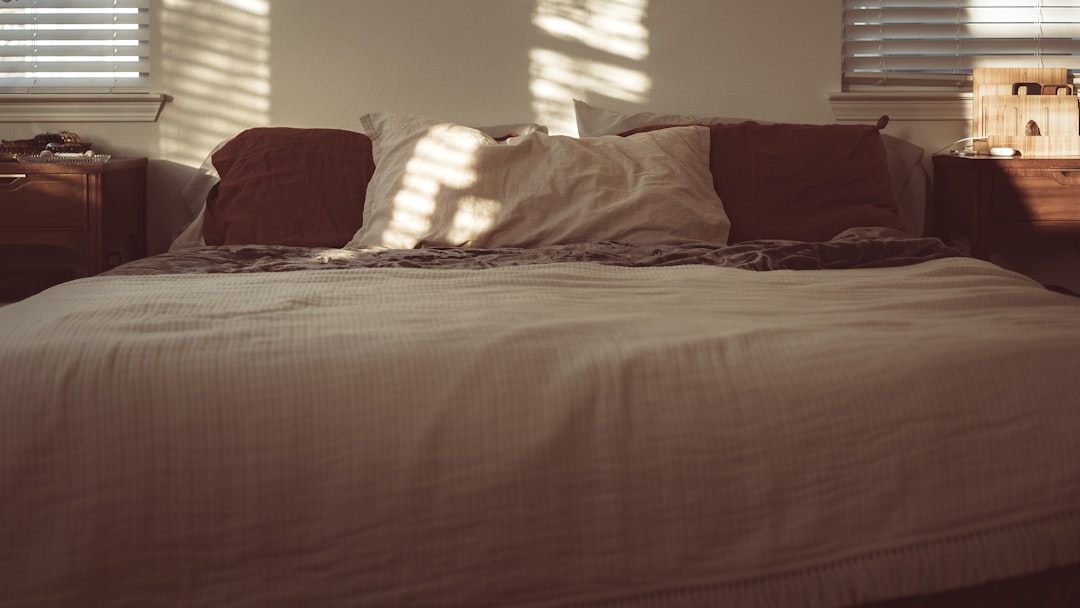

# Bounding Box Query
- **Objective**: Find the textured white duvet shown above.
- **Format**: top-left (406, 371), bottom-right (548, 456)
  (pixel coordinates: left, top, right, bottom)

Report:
top-left (2, 257), bottom-right (1079, 607)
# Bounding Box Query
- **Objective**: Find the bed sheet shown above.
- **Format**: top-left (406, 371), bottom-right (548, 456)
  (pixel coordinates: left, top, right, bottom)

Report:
top-left (2, 230), bottom-right (1079, 608)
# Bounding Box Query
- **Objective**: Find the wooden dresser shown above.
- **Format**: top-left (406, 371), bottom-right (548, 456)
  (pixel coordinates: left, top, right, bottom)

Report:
top-left (932, 154), bottom-right (1080, 260)
top-left (0, 157), bottom-right (147, 298)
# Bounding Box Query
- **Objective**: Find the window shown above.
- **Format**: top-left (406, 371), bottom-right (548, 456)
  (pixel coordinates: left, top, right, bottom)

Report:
top-left (0, 0), bottom-right (150, 93)
top-left (842, 1), bottom-right (1080, 89)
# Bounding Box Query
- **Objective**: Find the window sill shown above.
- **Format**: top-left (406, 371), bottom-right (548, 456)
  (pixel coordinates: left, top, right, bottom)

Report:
top-left (829, 91), bottom-right (972, 122)
top-left (0, 93), bottom-right (168, 123)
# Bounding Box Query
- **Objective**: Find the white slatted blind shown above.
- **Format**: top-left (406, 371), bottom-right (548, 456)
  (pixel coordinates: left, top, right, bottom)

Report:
top-left (0, 0), bottom-right (149, 93)
top-left (843, 0), bottom-right (1080, 88)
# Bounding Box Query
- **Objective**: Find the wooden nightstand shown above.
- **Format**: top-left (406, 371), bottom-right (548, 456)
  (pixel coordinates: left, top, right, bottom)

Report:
top-left (0, 158), bottom-right (147, 298)
top-left (932, 154), bottom-right (1080, 259)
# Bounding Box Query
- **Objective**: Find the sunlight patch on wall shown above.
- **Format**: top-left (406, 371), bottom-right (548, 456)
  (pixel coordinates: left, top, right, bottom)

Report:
top-left (534, 0), bottom-right (649, 61)
top-left (529, 48), bottom-right (650, 133)
top-left (530, 0), bottom-right (651, 135)
top-left (159, 0), bottom-right (270, 168)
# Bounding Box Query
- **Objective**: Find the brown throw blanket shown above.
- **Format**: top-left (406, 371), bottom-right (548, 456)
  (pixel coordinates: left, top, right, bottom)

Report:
top-left (107, 227), bottom-right (963, 276)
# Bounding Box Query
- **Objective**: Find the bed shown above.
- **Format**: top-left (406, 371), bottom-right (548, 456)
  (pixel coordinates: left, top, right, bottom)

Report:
top-left (1, 103), bottom-right (1079, 608)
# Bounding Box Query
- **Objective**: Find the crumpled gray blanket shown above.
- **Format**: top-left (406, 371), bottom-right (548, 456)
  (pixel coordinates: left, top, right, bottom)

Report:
top-left (104, 227), bottom-right (965, 276)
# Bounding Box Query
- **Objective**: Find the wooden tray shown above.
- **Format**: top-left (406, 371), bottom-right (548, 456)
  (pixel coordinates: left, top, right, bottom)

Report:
top-left (974, 67), bottom-right (1080, 156)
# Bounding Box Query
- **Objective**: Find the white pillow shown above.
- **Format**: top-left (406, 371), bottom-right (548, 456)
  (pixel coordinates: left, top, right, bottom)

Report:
top-left (573, 98), bottom-right (743, 138)
top-left (573, 99), bottom-right (929, 236)
top-left (167, 138), bottom-right (230, 251)
top-left (346, 112), bottom-right (730, 250)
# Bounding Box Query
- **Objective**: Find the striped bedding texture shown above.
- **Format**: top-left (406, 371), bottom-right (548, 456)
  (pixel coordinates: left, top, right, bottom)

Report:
top-left (1, 241), bottom-right (1079, 607)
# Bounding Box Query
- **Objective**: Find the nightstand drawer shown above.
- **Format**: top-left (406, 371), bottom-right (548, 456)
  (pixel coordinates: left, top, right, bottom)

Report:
top-left (0, 173), bottom-right (87, 229)
top-left (933, 154), bottom-right (1080, 260)
top-left (992, 171), bottom-right (1080, 221)
top-left (0, 158), bottom-right (146, 298)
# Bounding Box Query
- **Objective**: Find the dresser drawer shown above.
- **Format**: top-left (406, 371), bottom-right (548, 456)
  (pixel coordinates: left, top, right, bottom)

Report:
top-left (0, 172), bottom-right (87, 229)
top-left (992, 168), bottom-right (1080, 221)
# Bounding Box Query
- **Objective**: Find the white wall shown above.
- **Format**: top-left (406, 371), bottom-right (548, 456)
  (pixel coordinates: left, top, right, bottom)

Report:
top-left (2, 0), bottom-right (966, 255)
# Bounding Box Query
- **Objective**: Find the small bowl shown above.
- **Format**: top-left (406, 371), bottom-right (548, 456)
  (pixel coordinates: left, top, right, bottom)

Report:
top-left (45, 142), bottom-right (92, 154)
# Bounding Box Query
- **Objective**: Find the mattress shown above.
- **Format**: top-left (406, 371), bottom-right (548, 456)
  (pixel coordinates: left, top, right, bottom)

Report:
top-left (1, 231), bottom-right (1079, 607)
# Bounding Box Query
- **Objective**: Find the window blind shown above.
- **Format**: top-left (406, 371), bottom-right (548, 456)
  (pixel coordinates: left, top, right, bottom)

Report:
top-left (842, 0), bottom-right (1080, 88)
top-left (0, 0), bottom-right (150, 93)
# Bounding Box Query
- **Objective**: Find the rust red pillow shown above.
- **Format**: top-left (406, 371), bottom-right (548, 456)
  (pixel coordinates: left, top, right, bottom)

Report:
top-left (202, 127), bottom-right (375, 247)
top-left (622, 121), bottom-right (901, 243)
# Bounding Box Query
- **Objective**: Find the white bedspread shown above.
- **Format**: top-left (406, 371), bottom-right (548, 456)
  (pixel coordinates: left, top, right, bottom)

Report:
top-left (2, 258), bottom-right (1079, 607)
